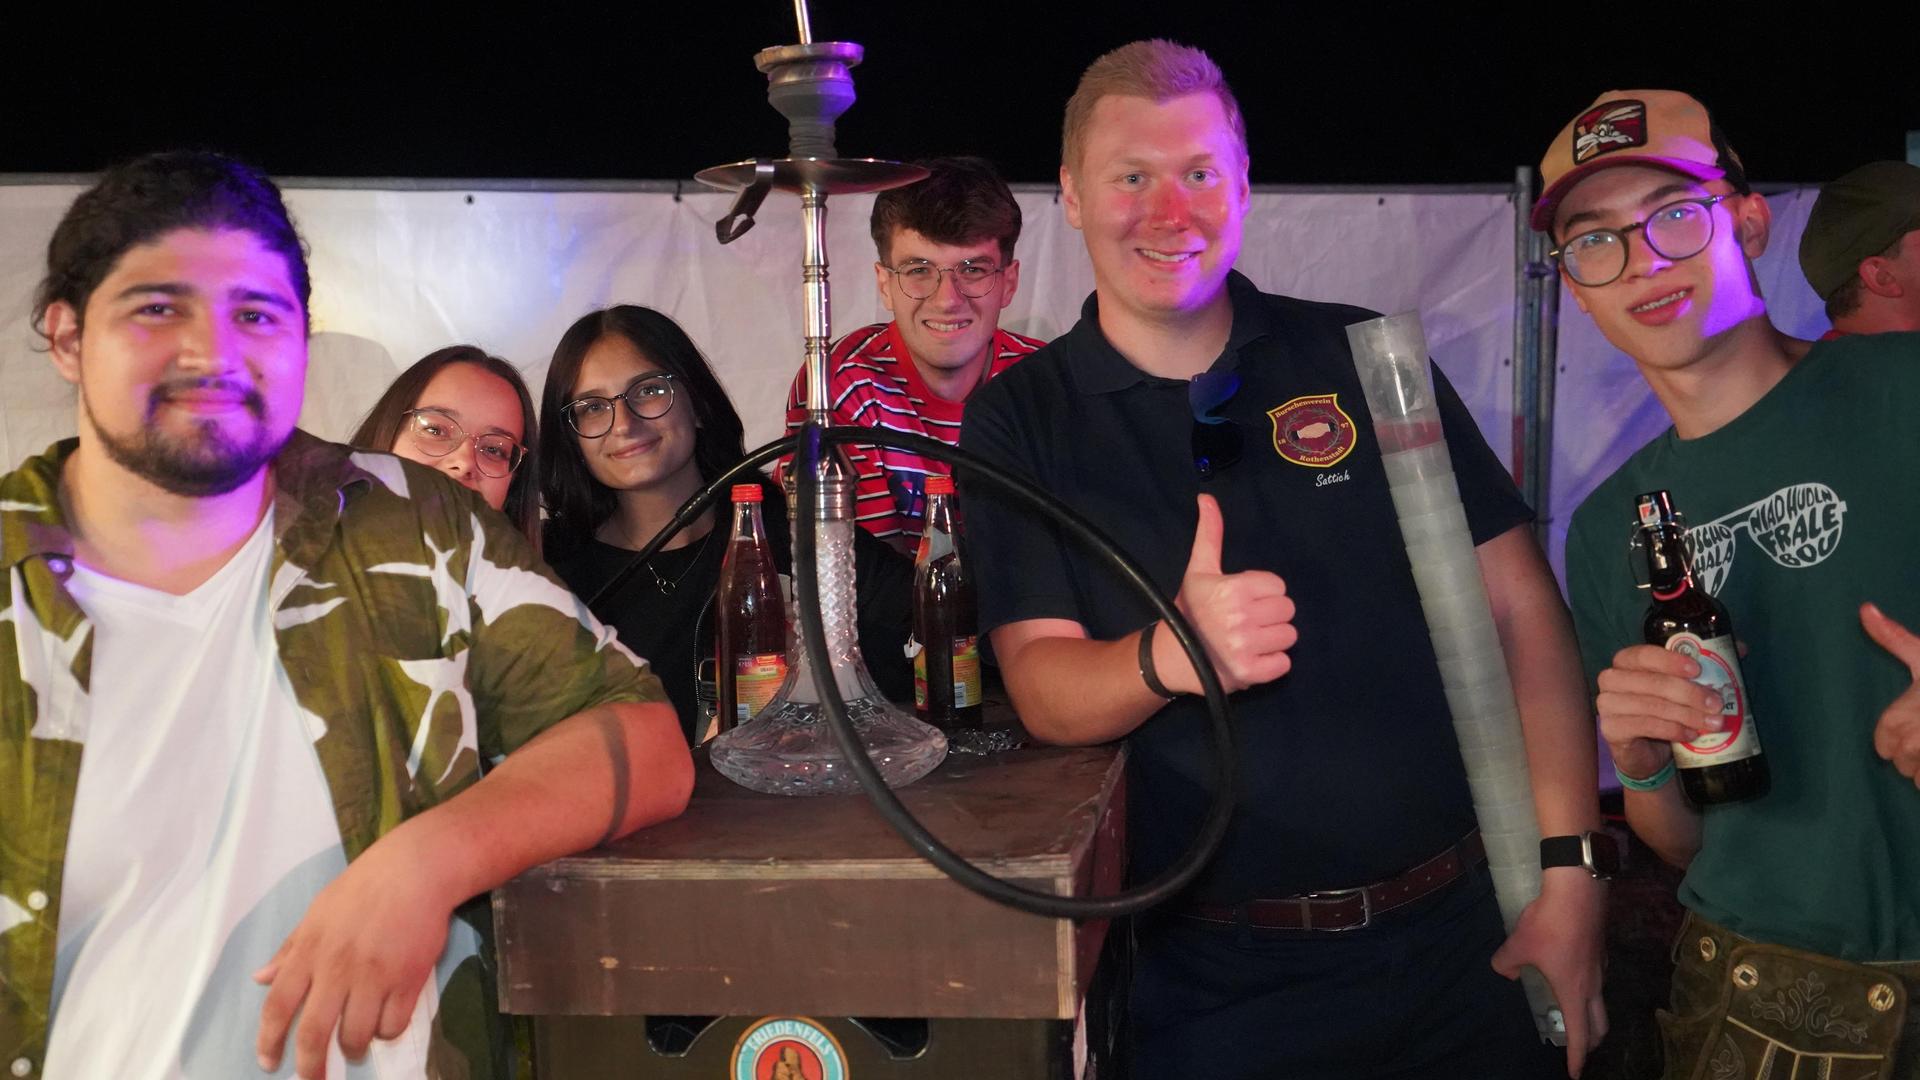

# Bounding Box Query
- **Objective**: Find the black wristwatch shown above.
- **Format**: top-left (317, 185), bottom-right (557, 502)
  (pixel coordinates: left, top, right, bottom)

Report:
top-left (1539, 832), bottom-right (1620, 880)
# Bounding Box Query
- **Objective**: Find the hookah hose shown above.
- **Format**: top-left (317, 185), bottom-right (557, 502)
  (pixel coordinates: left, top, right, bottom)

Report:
top-left (589, 421), bottom-right (1238, 920)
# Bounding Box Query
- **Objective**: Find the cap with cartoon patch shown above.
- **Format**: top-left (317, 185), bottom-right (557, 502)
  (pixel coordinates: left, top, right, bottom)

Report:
top-left (1531, 90), bottom-right (1743, 232)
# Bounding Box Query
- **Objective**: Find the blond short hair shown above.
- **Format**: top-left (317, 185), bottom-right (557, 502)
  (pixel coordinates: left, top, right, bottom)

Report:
top-left (1061, 40), bottom-right (1247, 175)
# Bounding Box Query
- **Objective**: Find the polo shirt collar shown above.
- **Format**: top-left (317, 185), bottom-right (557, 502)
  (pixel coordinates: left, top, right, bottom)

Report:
top-left (1070, 270), bottom-right (1275, 394)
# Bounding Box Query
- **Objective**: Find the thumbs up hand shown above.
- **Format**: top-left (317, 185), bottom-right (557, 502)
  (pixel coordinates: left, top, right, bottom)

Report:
top-left (1862, 602), bottom-right (1920, 786)
top-left (1168, 494), bottom-right (1298, 695)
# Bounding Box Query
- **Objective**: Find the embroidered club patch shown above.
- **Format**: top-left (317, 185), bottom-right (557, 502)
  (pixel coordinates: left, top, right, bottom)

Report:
top-left (732, 1016), bottom-right (850, 1080)
top-left (1572, 100), bottom-right (1647, 165)
top-left (1267, 393), bottom-right (1356, 468)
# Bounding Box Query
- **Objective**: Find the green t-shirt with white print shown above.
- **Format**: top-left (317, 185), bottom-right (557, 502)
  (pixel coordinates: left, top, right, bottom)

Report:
top-left (1567, 331), bottom-right (1920, 961)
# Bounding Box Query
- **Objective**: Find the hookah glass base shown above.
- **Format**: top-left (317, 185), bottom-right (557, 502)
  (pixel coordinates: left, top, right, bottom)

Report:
top-left (710, 495), bottom-right (946, 796)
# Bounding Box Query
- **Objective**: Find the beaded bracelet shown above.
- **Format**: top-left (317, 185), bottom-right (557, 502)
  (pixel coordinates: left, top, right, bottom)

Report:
top-left (1614, 758), bottom-right (1677, 792)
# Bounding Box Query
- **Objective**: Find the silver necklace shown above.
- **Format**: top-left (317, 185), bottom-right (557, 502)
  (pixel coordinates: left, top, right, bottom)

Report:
top-left (617, 519), bottom-right (714, 596)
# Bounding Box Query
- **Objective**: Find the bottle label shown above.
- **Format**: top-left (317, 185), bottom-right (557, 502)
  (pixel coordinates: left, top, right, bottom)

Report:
top-left (912, 636), bottom-right (981, 710)
top-left (1664, 632), bottom-right (1762, 766)
top-left (913, 640), bottom-right (928, 710)
top-left (952, 635), bottom-right (982, 708)
top-left (734, 653), bottom-right (788, 722)
top-left (917, 529), bottom-right (956, 566)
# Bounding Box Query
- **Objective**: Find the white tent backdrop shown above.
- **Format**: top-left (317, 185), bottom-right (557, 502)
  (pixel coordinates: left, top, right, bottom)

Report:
top-left (0, 182), bottom-right (1512, 467)
top-left (0, 178), bottom-right (1831, 583)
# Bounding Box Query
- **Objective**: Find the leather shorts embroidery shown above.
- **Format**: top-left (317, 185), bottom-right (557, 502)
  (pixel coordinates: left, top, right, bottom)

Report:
top-left (1659, 914), bottom-right (1920, 1080)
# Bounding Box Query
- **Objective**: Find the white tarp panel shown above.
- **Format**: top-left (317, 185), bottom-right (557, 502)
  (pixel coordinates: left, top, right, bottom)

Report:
top-left (1, 183), bottom-right (1517, 483)
top-left (1, 178), bottom-right (1838, 586)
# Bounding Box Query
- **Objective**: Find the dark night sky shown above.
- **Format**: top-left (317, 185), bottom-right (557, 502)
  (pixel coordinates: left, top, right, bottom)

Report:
top-left (4, 4), bottom-right (1915, 187)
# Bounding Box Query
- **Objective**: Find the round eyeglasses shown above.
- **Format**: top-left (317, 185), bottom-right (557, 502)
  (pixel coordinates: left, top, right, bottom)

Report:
top-left (402, 409), bottom-right (526, 478)
top-left (1552, 195), bottom-right (1730, 288)
top-left (564, 372), bottom-right (677, 438)
top-left (885, 259), bottom-right (1006, 300)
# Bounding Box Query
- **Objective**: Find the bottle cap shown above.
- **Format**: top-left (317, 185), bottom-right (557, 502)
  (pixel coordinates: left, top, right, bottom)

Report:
top-left (731, 484), bottom-right (764, 503)
top-left (1635, 490), bottom-right (1678, 528)
top-left (926, 474), bottom-right (955, 496)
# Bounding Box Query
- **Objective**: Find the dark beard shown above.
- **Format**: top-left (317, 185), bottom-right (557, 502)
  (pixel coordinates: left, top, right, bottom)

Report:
top-left (85, 382), bottom-right (287, 497)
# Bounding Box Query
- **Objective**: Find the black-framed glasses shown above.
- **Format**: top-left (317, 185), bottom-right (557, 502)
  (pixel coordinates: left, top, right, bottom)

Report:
top-left (1189, 371), bottom-right (1243, 480)
top-left (401, 408), bottom-right (526, 478)
top-left (884, 258), bottom-right (1006, 300)
top-left (564, 372), bottom-right (677, 438)
top-left (1551, 195), bottom-right (1730, 288)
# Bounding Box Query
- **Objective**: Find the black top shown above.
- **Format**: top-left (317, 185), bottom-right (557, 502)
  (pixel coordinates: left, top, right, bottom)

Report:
top-left (547, 475), bottom-right (916, 743)
top-left (959, 272), bottom-right (1533, 901)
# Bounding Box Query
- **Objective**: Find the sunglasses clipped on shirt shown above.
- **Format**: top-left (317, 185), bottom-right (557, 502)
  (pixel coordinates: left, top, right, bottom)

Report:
top-left (1189, 370), bottom-right (1244, 480)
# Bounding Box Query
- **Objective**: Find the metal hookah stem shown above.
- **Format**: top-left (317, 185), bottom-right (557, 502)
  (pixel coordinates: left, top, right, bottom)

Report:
top-left (788, 0), bottom-right (843, 518)
top-left (785, 0), bottom-right (829, 428)
top-left (802, 186), bottom-right (832, 428)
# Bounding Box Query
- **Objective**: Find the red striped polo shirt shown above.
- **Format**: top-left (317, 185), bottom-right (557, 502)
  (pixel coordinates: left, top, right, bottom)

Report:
top-left (784, 321), bottom-right (1044, 551)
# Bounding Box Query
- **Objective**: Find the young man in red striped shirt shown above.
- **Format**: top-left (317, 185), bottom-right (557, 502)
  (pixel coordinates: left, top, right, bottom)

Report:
top-left (783, 156), bottom-right (1044, 552)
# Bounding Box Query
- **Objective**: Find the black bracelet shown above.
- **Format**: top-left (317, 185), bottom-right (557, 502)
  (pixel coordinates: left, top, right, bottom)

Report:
top-left (1138, 620), bottom-right (1179, 700)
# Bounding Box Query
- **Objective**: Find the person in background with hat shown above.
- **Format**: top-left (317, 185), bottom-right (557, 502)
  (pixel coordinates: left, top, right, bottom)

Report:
top-left (1537, 91), bottom-right (1920, 1078)
top-left (1800, 161), bottom-right (1920, 338)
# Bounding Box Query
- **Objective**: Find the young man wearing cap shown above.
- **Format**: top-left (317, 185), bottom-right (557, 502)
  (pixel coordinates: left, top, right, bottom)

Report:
top-left (783, 156), bottom-right (1043, 553)
top-left (961, 39), bottom-right (1608, 1080)
top-left (1, 152), bottom-right (692, 1079)
top-left (1541, 92), bottom-right (1920, 1078)
top-left (1800, 160), bottom-right (1920, 338)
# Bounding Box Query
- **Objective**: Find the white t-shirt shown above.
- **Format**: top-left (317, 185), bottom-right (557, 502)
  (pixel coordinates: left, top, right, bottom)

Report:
top-left (44, 510), bottom-right (470, 1078)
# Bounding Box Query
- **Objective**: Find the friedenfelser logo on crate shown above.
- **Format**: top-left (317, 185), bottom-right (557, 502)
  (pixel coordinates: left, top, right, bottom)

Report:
top-left (732, 1016), bottom-right (850, 1080)
top-left (1267, 393), bottom-right (1356, 468)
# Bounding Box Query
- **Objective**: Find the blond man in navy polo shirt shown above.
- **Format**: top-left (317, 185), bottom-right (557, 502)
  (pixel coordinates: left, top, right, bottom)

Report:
top-left (961, 40), bottom-right (1607, 1079)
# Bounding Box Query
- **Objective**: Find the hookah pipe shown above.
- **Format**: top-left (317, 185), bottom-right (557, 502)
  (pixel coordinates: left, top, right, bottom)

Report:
top-left (589, 425), bottom-right (1239, 920)
top-left (591, 1), bottom-right (1239, 921)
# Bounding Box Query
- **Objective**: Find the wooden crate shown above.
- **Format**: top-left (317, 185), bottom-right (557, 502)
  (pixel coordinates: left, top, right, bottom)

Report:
top-left (493, 746), bottom-right (1126, 1021)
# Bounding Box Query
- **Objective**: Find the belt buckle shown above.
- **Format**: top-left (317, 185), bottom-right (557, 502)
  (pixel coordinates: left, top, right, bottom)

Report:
top-left (1299, 886), bottom-right (1371, 932)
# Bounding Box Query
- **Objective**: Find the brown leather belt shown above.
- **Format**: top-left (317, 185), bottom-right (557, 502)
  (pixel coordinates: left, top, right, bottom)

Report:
top-left (1175, 830), bottom-right (1486, 932)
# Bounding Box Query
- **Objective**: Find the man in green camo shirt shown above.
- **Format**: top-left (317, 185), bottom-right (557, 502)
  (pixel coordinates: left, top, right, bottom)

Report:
top-left (0, 152), bottom-right (693, 1080)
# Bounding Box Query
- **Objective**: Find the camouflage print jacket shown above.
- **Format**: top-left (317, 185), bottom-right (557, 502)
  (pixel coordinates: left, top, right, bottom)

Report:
top-left (0, 431), bottom-right (667, 1079)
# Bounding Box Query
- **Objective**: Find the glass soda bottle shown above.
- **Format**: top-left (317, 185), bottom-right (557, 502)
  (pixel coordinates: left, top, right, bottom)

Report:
top-left (911, 475), bottom-right (982, 731)
top-left (715, 483), bottom-right (788, 735)
top-left (1636, 490), bottom-right (1770, 805)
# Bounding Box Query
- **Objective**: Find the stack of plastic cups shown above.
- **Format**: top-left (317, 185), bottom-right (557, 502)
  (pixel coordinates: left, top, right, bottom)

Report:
top-left (1347, 312), bottom-right (1566, 1046)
